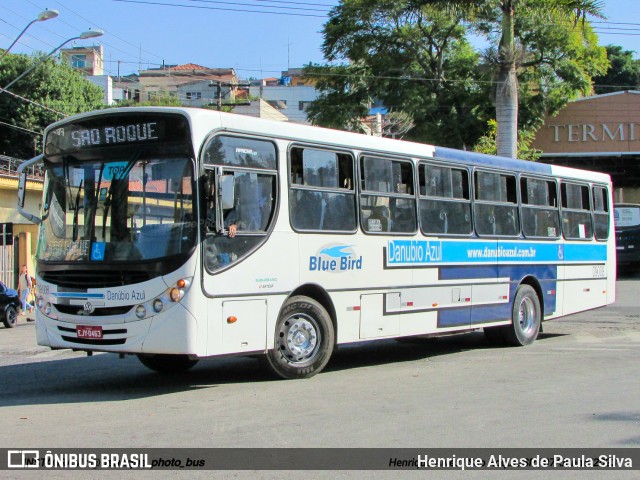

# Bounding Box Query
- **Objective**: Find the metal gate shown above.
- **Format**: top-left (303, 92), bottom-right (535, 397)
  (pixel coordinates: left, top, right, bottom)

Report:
top-left (0, 242), bottom-right (15, 288)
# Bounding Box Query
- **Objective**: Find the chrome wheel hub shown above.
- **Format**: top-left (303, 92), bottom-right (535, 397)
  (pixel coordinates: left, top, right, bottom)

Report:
top-left (278, 314), bottom-right (320, 362)
top-left (519, 297), bottom-right (536, 334)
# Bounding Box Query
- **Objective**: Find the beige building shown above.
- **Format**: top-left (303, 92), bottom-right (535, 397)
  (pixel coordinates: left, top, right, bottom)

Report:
top-left (60, 45), bottom-right (104, 75)
top-left (137, 63), bottom-right (238, 104)
top-left (0, 164), bottom-right (41, 287)
top-left (532, 91), bottom-right (640, 203)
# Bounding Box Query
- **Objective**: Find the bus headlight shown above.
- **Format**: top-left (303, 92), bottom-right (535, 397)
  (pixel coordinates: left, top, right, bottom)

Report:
top-left (153, 298), bottom-right (164, 312)
top-left (37, 297), bottom-right (44, 309)
top-left (169, 288), bottom-right (183, 302)
top-left (135, 305), bottom-right (146, 319)
top-left (44, 302), bottom-right (52, 315)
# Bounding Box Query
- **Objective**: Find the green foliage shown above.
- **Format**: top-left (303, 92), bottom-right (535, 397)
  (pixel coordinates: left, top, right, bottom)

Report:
top-left (115, 91), bottom-right (182, 108)
top-left (474, 119), bottom-right (541, 161)
top-left (593, 45), bottom-right (640, 94)
top-left (0, 52), bottom-right (104, 158)
top-left (305, 1), bottom-right (491, 147)
top-left (307, 0), bottom-right (607, 155)
top-left (509, 3), bottom-right (608, 132)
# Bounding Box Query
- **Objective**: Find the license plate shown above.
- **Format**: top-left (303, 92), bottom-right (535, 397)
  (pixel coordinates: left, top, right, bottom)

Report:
top-left (77, 325), bottom-right (103, 339)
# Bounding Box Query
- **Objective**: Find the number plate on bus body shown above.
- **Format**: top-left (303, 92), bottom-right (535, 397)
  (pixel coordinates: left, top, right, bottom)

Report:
top-left (77, 325), bottom-right (103, 339)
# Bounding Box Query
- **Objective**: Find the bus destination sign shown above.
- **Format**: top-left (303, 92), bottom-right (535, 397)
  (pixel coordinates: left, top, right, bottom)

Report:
top-left (59, 121), bottom-right (159, 148)
top-left (44, 114), bottom-right (189, 156)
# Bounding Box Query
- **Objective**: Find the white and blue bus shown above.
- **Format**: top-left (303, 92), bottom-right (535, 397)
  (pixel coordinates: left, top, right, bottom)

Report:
top-left (17, 107), bottom-right (615, 379)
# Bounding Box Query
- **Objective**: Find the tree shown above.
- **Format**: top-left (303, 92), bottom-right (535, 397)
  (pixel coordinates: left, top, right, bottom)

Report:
top-left (0, 52), bottom-right (104, 159)
top-left (413, 0), bottom-right (606, 157)
top-left (306, 2), bottom-right (491, 148)
top-left (474, 119), bottom-right (541, 160)
top-left (592, 45), bottom-right (640, 94)
top-left (311, 0), bottom-right (607, 157)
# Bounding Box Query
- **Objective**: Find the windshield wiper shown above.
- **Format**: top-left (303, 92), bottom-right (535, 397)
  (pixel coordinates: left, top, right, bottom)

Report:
top-left (71, 179), bottom-right (83, 241)
top-left (85, 162), bottom-right (105, 243)
top-left (102, 151), bottom-right (141, 240)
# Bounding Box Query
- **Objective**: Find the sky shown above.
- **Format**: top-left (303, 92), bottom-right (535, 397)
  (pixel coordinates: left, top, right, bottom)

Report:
top-left (1, 0), bottom-right (640, 80)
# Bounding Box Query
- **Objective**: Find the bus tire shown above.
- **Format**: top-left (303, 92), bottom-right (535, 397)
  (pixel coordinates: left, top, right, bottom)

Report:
top-left (504, 285), bottom-right (541, 346)
top-left (136, 354), bottom-right (198, 373)
top-left (3, 305), bottom-right (17, 328)
top-left (266, 296), bottom-right (334, 379)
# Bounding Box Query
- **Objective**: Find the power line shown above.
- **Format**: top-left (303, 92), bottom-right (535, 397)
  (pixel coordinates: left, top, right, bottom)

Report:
top-left (0, 87), bottom-right (65, 116)
top-left (112, 0), bottom-right (327, 18)
top-left (185, 0), bottom-right (330, 13)
top-left (0, 119), bottom-right (42, 136)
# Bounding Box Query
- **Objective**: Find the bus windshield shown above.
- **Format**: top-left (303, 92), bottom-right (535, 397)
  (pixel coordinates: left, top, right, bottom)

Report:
top-left (37, 154), bottom-right (196, 263)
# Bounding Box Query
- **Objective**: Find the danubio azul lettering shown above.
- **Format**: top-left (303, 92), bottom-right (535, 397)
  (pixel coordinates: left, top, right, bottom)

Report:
top-left (387, 240), bottom-right (442, 265)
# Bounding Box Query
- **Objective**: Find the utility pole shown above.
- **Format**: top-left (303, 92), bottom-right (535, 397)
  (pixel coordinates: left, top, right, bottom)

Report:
top-left (215, 82), bottom-right (222, 111)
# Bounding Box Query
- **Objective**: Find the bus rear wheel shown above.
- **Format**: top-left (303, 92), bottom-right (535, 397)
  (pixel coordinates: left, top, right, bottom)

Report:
top-left (503, 284), bottom-right (541, 346)
top-left (137, 354), bottom-right (199, 373)
top-left (265, 296), bottom-right (334, 379)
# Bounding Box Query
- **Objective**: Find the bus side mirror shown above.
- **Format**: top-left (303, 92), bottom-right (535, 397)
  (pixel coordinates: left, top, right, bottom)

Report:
top-left (17, 154), bottom-right (43, 224)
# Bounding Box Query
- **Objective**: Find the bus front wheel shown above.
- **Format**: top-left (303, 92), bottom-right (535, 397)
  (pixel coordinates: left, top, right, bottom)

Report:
top-left (137, 354), bottom-right (199, 373)
top-left (504, 284), bottom-right (541, 346)
top-left (265, 296), bottom-right (334, 379)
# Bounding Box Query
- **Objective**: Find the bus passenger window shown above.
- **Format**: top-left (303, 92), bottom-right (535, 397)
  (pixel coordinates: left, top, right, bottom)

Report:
top-left (289, 146), bottom-right (356, 232)
top-left (360, 156), bottom-right (416, 234)
top-left (561, 182), bottom-right (593, 240)
top-left (592, 186), bottom-right (609, 240)
top-left (474, 170), bottom-right (519, 237)
top-left (419, 163), bottom-right (471, 236)
top-left (521, 177), bottom-right (559, 239)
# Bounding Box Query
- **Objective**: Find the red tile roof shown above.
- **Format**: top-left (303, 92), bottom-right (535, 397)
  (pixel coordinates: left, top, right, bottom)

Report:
top-left (170, 63), bottom-right (210, 71)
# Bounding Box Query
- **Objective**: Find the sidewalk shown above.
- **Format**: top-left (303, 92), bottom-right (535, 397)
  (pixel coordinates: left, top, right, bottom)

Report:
top-left (16, 311), bottom-right (35, 323)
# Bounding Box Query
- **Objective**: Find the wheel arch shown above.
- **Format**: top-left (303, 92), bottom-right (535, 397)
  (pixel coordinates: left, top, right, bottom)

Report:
top-left (288, 283), bottom-right (337, 343)
top-left (518, 275), bottom-right (544, 320)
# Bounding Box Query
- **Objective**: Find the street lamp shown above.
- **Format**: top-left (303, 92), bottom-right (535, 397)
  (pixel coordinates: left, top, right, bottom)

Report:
top-left (0, 9), bottom-right (59, 63)
top-left (1, 29), bottom-right (104, 93)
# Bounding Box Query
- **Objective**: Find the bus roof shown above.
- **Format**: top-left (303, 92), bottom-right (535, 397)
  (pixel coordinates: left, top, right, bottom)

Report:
top-left (46, 107), bottom-right (611, 184)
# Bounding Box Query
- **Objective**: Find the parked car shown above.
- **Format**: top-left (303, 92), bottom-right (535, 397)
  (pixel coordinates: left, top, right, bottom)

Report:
top-left (614, 203), bottom-right (640, 271)
top-left (0, 281), bottom-right (20, 328)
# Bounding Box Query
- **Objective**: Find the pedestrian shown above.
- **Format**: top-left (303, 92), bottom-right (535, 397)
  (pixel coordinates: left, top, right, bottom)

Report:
top-left (17, 265), bottom-right (34, 315)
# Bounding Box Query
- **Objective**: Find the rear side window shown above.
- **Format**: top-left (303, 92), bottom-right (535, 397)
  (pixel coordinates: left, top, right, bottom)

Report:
top-left (520, 177), bottom-right (560, 239)
top-left (561, 182), bottom-right (593, 240)
top-left (592, 186), bottom-right (609, 241)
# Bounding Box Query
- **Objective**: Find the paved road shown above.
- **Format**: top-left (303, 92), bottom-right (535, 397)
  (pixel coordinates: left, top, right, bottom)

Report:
top-left (0, 274), bottom-right (639, 478)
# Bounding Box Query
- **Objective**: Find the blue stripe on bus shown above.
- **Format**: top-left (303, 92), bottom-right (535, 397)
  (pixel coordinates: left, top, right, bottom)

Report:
top-left (436, 264), bottom-right (558, 327)
top-left (52, 292), bottom-right (105, 299)
top-left (434, 146), bottom-right (554, 174)
top-left (563, 243), bottom-right (608, 262)
top-left (386, 240), bottom-right (606, 266)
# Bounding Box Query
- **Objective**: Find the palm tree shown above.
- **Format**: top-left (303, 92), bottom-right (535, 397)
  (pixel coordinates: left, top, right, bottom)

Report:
top-left (415, 0), bottom-right (604, 158)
